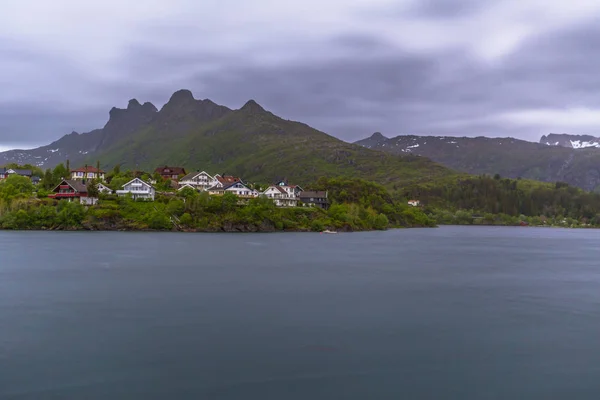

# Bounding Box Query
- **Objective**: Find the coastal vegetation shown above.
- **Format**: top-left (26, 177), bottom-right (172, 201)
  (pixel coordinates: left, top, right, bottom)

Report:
top-left (402, 174), bottom-right (600, 228)
top-left (0, 168), bottom-right (433, 232)
top-left (3, 161), bottom-right (600, 231)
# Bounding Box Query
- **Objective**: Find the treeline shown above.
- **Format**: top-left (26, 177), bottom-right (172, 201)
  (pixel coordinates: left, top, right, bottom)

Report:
top-left (402, 175), bottom-right (600, 225)
top-left (0, 173), bottom-right (435, 231)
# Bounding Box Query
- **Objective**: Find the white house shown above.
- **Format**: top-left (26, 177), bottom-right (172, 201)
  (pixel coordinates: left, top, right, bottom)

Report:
top-left (70, 166), bottom-right (105, 181)
top-left (263, 185), bottom-right (300, 207)
top-left (97, 183), bottom-right (112, 194)
top-left (178, 171), bottom-right (215, 191)
top-left (116, 178), bottom-right (155, 201)
top-left (408, 200), bottom-right (420, 207)
top-left (209, 181), bottom-right (258, 198)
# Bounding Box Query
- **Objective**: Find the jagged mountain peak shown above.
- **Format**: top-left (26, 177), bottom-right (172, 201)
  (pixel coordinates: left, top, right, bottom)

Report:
top-left (371, 132), bottom-right (387, 139)
top-left (240, 99), bottom-right (266, 114)
top-left (127, 99), bottom-right (142, 109)
top-left (167, 89), bottom-right (195, 105)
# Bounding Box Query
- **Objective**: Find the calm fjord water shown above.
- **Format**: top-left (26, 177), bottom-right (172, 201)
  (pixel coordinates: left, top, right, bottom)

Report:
top-left (1, 227), bottom-right (600, 399)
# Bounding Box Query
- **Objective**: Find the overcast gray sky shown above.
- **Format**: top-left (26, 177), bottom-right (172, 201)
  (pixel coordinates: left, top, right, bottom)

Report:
top-left (1, 0), bottom-right (600, 151)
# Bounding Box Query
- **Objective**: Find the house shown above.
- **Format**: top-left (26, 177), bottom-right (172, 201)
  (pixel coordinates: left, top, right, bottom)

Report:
top-left (70, 166), bottom-right (105, 181)
top-left (408, 200), bottom-right (420, 207)
top-left (214, 174), bottom-right (242, 186)
top-left (0, 168), bottom-right (33, 180)
top-left (31, 176), bottom-right (41, 185)
top-left (48, 179), bottom-right (97, 205)
top-left (116, 178), bottom-right (155, 201)
top-left (275, 181), bottom-right (303, 197)
top-left (209, 181), bottom-right (258, 198)
top-left (97, 183), bottom-right (113, 194)
top-left (154, 166), bottom-right (186, 181)
top-left (299, 191), bottom-right (329, 209)
top-left (178, 170), bottom-right (215, 191)
top-left (263, 182), bottom-right (303, 207)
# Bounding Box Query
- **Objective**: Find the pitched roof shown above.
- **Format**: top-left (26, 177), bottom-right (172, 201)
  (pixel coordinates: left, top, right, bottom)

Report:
top-left (222, 181), bottom-right (250, 190)
top-left (71, 166), bottom-right (105, 173)
top-left (216, 175), bottom-right (241, 184)
top-left (154, 166), bottom-right (186, 175)
top-left (52, 179), bottom-right (88, 193)
top-left (265, 185), bottom-right (287, 194)
top-left (0, 168), bottom-right (32, 176)
top-left (180, 170), bottom-right (213, 181)
top-left (122, 177), bottom-right (153, 188)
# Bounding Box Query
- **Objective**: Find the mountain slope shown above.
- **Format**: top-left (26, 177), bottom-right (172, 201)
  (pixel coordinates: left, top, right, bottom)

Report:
top-left (355, 133), bottom-right (600, 191)
top-left (0, 90), bottom-right (455, 187)
top-left (0, 90), bottom-right (232, 169)
top-left (87, 96), bottom-right (453, 186)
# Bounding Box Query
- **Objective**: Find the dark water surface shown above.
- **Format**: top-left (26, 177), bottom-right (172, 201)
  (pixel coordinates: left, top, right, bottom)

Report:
top-left (1, 227), bottom-right (600, 399)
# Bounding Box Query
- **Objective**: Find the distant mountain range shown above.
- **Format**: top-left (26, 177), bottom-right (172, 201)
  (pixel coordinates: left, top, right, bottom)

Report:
top-left (355, 132), bottom-right (600, 191)
top-left (0, 90), bottom-right (452, 187)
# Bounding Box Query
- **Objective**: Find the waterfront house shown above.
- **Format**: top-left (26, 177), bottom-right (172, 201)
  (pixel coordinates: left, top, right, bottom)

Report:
top-left (299, 191), bottom-right (329, 209)
top-left (70, 166), bottom-right (105, 181)
top-left (116, 178), bottom-right (155, 201)
top-left (48, 179), bottom-right (97, 205)
top-left (262, 183), bottom-right (302, 207)
top-left (178, 170), bottom-right (215, 191)
top-left (154, 166), bottom-right (186, 181)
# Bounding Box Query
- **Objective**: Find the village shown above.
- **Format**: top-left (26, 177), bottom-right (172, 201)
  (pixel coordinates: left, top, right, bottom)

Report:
top-left (1, 164), bottom-right (424, 210)
top-left (40, 165), bottom-right (332, 209)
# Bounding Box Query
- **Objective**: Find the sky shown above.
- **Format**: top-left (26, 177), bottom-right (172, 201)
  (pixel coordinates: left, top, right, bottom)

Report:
top-left (1, 0), bottom-right (600, 151)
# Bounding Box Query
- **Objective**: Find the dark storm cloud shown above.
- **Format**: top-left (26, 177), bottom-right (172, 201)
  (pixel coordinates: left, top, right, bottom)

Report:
top-left (2, 0), bottom-right (600, 150)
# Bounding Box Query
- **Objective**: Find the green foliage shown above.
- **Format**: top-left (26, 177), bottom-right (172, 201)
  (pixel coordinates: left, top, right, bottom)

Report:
top-left (146, 210), bottom-right (172, 230)
top-left (166, 198), bottom-right (185, 217)
top-left (180, 212), bottom-right (193, 227)
top-left (57, 201), bottom-right (85, 228)
top-left (403, 175), bottom-right (600, 223)
top-left (0, 175), bottom-right (35, 202)
top-left (178, 186), bottom-right (197, 199)
top-left (86, 179), bottom-right (100, 198)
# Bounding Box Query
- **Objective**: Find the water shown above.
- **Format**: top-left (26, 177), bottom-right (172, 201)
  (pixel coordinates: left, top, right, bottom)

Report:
top-left (1, 226), bottom-right (600, 399)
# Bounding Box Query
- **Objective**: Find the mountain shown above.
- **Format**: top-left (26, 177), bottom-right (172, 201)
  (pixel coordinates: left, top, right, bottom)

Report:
top-left (0, 91), bottom-right (453, 187)
top-left (355, 133), bottom-right (600, 191)
top-left (540, 133), bottom-right (600, 149)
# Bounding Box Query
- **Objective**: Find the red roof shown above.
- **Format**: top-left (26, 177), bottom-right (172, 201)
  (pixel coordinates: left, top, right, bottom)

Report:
top-left (216, 175), bottom-right (241, 184)
top-left (71, 166), bottom-right (105, 173)
top-left (154, 166), bottom-right (186, 175)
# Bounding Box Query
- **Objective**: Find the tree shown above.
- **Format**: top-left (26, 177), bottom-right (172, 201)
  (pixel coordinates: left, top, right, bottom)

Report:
top-left (87, 179), bottom-right (99, 199)
top-left (0, 175), bottom-right (35, 202)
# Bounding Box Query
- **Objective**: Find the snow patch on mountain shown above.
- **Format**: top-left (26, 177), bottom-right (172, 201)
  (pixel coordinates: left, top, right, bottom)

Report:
top-left (570, 140), bottom-right (600, 149)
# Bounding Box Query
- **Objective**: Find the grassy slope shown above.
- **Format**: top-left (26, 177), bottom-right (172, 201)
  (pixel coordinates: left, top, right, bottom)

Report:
top-left (91, 107), bottom-right (455, 187)
top-left (358, 136), bottom-right (600, 191)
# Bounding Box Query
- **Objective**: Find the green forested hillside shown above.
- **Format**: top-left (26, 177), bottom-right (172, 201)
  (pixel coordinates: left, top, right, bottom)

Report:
top-left (87, 99), bottom-right (453, 187)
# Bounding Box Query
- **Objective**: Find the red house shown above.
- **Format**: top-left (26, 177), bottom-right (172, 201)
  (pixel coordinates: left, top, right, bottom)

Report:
top-left (154, 166), bottom-right (186, 181)
top-left (48, 179), bottom-right (97, 205)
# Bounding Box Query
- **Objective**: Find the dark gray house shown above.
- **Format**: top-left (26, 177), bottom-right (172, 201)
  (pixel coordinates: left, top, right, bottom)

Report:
top-left (299, 191), bottom-right (329, 209)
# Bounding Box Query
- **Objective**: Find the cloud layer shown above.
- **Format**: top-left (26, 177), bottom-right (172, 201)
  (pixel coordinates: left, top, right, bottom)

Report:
top-left (1, 0), bottom-right (600, 148)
